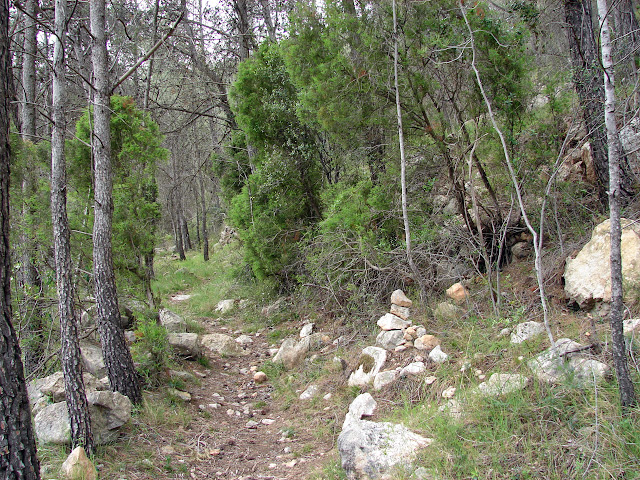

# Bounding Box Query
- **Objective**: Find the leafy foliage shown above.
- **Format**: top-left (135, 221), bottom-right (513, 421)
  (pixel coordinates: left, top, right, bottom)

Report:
top-left (69, 96), bottom-right (167, 296)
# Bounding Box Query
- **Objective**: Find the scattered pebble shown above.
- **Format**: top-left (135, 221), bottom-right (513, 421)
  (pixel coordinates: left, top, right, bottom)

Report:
top-left (262, 419), bottom-right (275, 425)
top-left (285, 460), bottom-right (297, 468)
top-left (254, 371), bottom-right (268, 383)
top-left (442, 386), bottom-right (456, 399)
top-left (424, 376), bottom-right (437, 385)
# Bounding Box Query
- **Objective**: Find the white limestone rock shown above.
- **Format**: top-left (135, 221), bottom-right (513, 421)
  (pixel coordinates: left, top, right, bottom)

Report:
top-left (510, 321), bottom-right (545, 344)
top-left (565, 219), bottom-right (640, 309)
top-left (377, 313), bottom-right (410, 331)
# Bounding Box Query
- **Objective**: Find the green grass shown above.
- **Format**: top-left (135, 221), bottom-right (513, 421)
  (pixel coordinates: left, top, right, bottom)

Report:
top-left (153, 247), bottom-right (276, 319)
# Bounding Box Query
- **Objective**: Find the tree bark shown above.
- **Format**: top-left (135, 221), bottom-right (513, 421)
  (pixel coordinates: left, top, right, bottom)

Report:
top-left (51, 0), bottom-right (94, 453)
top-left (597, 0), bottom-right (637, 409)
top-left (0, 0), bottom-right (41, 472)
top-left (90, 0), bottom-right (142, 405)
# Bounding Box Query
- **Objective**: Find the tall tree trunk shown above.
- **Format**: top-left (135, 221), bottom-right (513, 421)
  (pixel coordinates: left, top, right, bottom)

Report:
top-left (51, 0), bottom-right (94, 452)
top-left (597, 0), bottom-right (637, 409)
top-left (90, 0), bottom-right (142, 405)
top-left (0, 0), bottom-right (41, 472)
top-left (393, 0), bottom-right (424, 297)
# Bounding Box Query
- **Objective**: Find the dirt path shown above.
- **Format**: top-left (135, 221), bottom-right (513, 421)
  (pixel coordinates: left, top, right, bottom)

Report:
top-left (108, 307), bottom-right (339, 480)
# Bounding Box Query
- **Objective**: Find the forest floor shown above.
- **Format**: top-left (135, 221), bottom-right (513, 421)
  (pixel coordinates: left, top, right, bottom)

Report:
top-left (38, 243), bottom-right (640, 480)
top-left (93, 306), bottom-right (344, 480)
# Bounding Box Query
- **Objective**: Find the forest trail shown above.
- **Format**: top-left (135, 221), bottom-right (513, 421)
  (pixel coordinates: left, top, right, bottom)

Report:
top-left (114, 295), bottom-right (337, 480)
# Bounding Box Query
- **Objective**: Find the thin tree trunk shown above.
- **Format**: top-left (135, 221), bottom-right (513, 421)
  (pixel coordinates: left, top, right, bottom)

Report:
top-left (393, 0), bottom-right (424, 298)
top-left (51, 0), bottom-right (94, 452)
top-left (90, 0), bottom-right (142, 405)
top-left (199, 174), bottom-right (209, 261)
top-left (143, 0), bottom-right (160, 110)
top-left (0, 0), bottom-right (41, 471)
top-left (597, 0), bottom-right (637, 409)
top-left (21, 0), bottom-right (37, 142)
top-left (461, 0), bottom-right (554, 347)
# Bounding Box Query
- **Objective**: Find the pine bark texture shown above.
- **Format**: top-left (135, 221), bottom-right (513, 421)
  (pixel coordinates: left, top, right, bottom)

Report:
top-left (597, 0), bottom-right (637, 409)
top-left (52, 0), bottom-right (94, 453)
top-left (0, 0), bottom-right (41, 473)
top-left (90, 0), bottom-right (142, 405)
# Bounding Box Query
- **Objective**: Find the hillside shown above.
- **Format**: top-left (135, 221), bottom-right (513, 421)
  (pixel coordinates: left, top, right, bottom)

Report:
top-left (35, 237), bottom-right (640, 480)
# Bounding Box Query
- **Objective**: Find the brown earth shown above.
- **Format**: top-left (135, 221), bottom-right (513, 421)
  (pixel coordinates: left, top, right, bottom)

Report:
top-left (95, 310), bottom-right (346, 480)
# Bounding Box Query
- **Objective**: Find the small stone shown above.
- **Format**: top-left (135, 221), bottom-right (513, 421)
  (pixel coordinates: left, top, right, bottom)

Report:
top-left (323, 393), bottom-right (332, 400)
top-left (253, 371), bottom-right (268, 383)
top-left (429, 345), bottom-right (449, 363)
top-left (373, 370), bottom-right (398, 390)
top-left (391, 289), bottom-right (413, 307)
top-left (442, 386), bottom-right (456, 399)
top-left (376, 330), bottom-right (405, 351)
top-left (405, 327), bottom-right (417, 339)
top-left (300, 323), bottom-right (314, 338)
top-left (478, 374), bottom-right (486, 381)
top-left (300, 385), bottom-right (319, 400)
top-left (390, 304), bottom-right (410, 320)
top-left (510, 321), bottom-right (545, 344)
top-left (226, 409), bottom-right (235, 416)
top-left (285, 460), bottom-right (297, 468)
top-left (400, 362), bottom-right (426, 377)
top-left (61, 447), bottom-right (97, 480)
top-left (395, 345), bottom-right (408, 352)
top-left (446, 282), bottom-right (469, 305)
top-left (208, 448), bottom-right (221, 456)
top-left (498, 327), bottom-right (512, 337)
top-left (415, 326), bottom-right (427, 337)
top-left (167, 388), bottom-right (191, 402)
top-left (414, 335), bottom-right (440, 352)
top-left (161, 445), bottom-right (176, 455)
top-left (246, 420), bottom-right (259, 429)
top-left (236, 335), bottom-right (254, 345)
top-left (377, 313), bottom-right (411, 331)
top-left (424, 376), bottom-right (437, 385)
top-left (262, 418), bottom-right (275, 425)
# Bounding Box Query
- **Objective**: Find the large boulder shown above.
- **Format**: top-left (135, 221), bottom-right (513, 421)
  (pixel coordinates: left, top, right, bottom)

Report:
top-left (338, 394), bottom-right (432, 480)
top-left (565, 219), bottom-right (640, 309)
top-left (34, 391), bottom-right (132, 445)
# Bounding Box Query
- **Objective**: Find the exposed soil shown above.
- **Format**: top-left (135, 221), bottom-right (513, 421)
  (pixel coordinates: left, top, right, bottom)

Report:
top-left (97, 305), bottom-right (341, 480)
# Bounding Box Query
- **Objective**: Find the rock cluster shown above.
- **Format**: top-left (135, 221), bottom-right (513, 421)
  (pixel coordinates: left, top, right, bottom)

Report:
top-left (28, 372), bottom-right (132, 446)
top-left (374, 290), bottom-right (441, 356)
